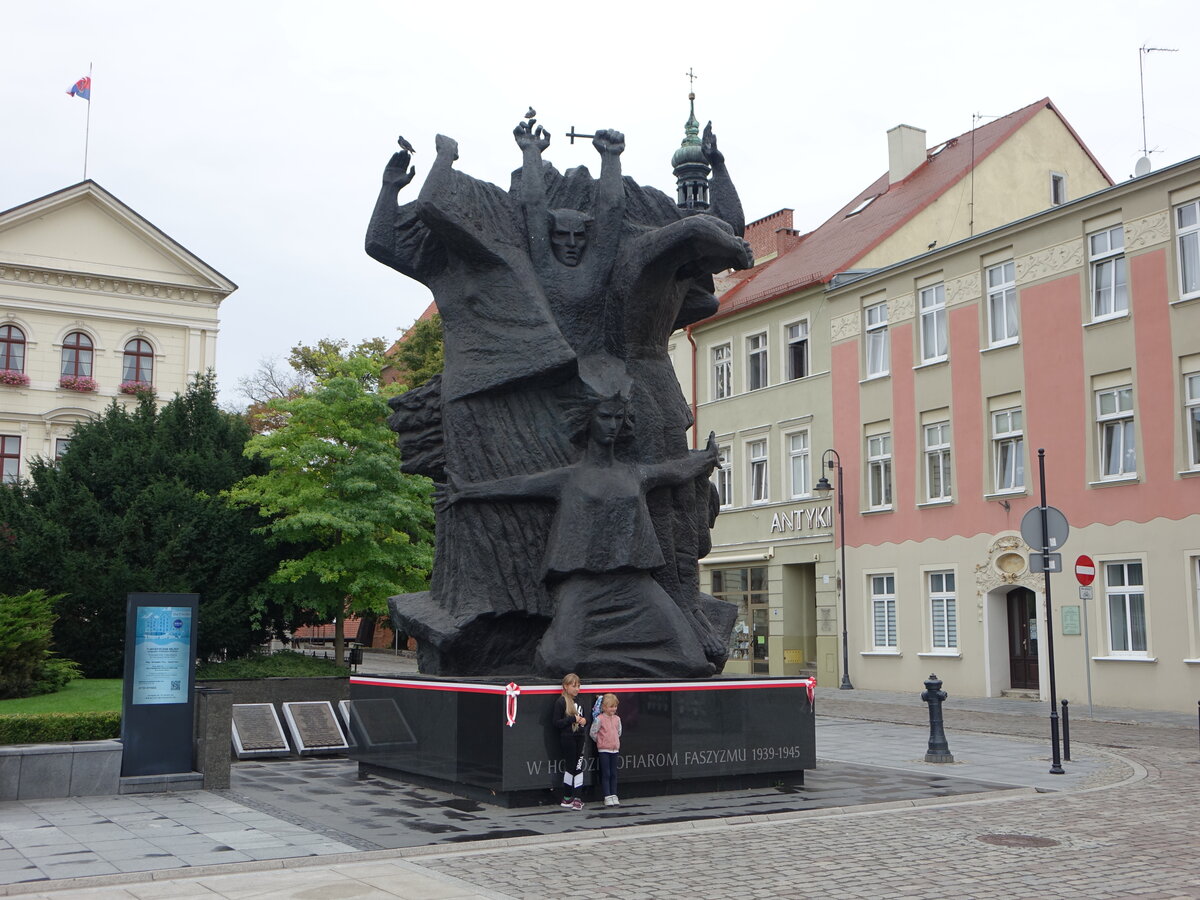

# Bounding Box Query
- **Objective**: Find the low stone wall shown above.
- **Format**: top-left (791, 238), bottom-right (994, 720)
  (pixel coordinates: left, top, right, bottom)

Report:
top-left (0, 740), bottom-right (122, 801)
top-left (195, 676), bottom-right (349, 711)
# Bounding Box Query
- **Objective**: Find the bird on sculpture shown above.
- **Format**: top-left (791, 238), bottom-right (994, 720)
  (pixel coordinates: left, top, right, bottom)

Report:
top-left (397, 135), bottom-right (416, 154)
top-left (525, 107), bottom-right (537, 120)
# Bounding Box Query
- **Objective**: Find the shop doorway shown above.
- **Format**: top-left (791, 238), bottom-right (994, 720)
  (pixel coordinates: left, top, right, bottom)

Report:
top-left (1007, 588), bottom-right (1039, 690)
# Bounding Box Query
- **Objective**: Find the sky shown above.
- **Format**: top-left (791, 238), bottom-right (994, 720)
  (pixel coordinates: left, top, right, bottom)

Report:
top-left (2, 0), bottom-right (1197, 407)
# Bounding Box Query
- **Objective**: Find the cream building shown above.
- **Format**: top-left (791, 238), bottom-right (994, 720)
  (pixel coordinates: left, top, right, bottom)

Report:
top-left (0, 181), bottom-right (235, 481)
top-left (677, 98), bottom-right (1113, 684)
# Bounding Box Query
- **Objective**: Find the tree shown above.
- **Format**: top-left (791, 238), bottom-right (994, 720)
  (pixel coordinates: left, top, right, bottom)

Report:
top-left (0, 590), bottom-right (80, 699)
top-left (0, 376), bottom-right (285, 676)
top-left (225, 351), bottom-right (434, 664)
top-left (235, 357), bottom-right (312, 434)
top-left (288, 337), bottom-right (390, 389)
top-left (386, 313), bottom-right (444, 390)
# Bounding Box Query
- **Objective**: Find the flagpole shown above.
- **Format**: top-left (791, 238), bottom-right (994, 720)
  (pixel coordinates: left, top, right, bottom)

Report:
top-left (83, 62), bottom-right (93, 181)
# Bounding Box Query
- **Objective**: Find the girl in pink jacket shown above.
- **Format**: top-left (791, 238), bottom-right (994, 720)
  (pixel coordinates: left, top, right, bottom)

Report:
top-left (589, 693), bottom-right (623, 806)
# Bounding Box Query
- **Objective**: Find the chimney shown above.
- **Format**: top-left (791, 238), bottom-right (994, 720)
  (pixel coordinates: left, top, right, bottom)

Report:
top-left (887, 124), bottom-right (927, 185)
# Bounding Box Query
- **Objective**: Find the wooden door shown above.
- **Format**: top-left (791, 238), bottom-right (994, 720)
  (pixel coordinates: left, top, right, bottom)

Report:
top-left (1007, 588), bottom-right (1039, 690)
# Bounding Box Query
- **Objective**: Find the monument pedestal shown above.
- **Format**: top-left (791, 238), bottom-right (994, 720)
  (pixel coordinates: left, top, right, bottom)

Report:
top-left (348, 674), bottom-right (815, 807)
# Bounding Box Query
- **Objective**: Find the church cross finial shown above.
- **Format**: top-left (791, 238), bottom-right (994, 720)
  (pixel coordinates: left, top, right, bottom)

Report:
top-left (685, 68), bottom-right (698, 98)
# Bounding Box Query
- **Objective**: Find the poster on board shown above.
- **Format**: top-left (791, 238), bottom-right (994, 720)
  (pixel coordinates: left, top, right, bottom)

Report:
top-left (131, 605), bottom-right (193, 705)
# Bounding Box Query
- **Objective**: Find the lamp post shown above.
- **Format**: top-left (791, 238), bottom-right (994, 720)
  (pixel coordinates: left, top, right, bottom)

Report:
top-left (815, 449), bottom-right (853, 690)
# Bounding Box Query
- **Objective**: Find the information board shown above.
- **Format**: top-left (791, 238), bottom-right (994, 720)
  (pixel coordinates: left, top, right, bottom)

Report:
top-left (131, 606), bottom-right (193, 705)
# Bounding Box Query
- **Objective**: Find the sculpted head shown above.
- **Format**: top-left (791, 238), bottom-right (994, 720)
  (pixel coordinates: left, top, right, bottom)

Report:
top-left (568, 388), bottom-right (634, 448)
top-left (549, 209), bottom-right (592, 266)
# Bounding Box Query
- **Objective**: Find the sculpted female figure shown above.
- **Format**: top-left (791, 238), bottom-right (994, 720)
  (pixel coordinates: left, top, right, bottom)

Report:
top-left (441, 391), bottom-right (719, 678)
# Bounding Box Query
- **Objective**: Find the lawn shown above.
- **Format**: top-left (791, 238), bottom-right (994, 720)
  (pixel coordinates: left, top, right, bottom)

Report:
top-left (0, 679), bottom-right (122, 714)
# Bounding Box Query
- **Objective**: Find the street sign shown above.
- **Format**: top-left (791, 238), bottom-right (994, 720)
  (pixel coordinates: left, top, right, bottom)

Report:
top-left (1020, 505), bottom-right (1069, 551)
top-left (1030, 552), bottom-right (1062, 574)
top-left (1074, 554), bottom-right (1096, 586)
top-left (1078, 585), bottom-right (1093, 601)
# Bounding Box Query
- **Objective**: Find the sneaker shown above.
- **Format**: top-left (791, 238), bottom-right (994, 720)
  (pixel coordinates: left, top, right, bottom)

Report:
top-left (603, 795), bottom-right (615, 806)
top-left (571, 798), bottom-right (584, 810)
top-left (560, 798), bottom-right (574, 809)
top-left (612, 796), bottom-right (620, 806)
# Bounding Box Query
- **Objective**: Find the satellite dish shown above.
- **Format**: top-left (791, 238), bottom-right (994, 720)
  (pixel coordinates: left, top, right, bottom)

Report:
top-left (1134, 156), bottom-right (1152, 177)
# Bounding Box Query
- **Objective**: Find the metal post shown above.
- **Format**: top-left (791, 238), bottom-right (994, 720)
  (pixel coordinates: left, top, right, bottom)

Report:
top-left (834, 454), bottom-right (852, 690)
top-left (921, 674), bottom-right (954, 763)
top-left (1061, 699), bottom-right (1071, 761)
top-left (1038, 449), bottom-right (1065, 775)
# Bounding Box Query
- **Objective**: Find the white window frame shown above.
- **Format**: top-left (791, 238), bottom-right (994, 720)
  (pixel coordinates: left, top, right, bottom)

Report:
top-left (1, 434), bottom-right (19, 484)
top-left (919, 283), bottom-right (947, 363)
top-left (1050, 172), bottom-right (1067, 206)
top-left (865, 302), bottom-right (889, 378)
top-left (870, 573), bottom-right (897, 649)
top-left (787, 430), bottom-right (810, 499)
top-left (928, 570), bottom-right (957, 650)
top-left (923, 421), bottom-right (952, 502)
top-left (1089, 225), bottom-right (1128, 320)
top-left (712, 343), bottom-right (732, 401)
top-left (1096, 385), bottom-right (1136, 479)
top-left (1104, 560), bottom-right (1148, 656)
top-left (1186, 372), bottom-right (1200, 470)
top-left (986, 260), bottom-right (1019, 347)
top-left (867, 432), bottom-right (893, 510)
top-left (748, 439), bottom-right (768, 504)
top-left (715, 444), bottom-right (733, 508)
top-left (785, 320), bottom-right (809, 381)
top-left (1177, 200), bottom-right (1200, 301)
top-left (747, 332), bottom-right (768, 391)
top-left (992, 407), bottom-right (1025, 493)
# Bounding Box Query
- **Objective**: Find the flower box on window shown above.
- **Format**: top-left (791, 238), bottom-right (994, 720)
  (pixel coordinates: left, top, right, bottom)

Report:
top-left (59, 374), bottom-right (98, 392)
top-left (118, 380), bottom-right (154, 396)
top-left (0, 369), bottom-right (30, 387)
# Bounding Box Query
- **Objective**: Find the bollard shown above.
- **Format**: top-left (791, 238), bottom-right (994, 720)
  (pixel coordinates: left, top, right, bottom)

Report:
top-left (1061, 699), bottom-right (1071, 761)
top-left (921, 673), bottom-right (954, 763)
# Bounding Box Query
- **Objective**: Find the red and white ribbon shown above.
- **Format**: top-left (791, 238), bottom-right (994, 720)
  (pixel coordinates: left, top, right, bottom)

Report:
top-left (504, 682), bottom-right (521, 727)
top-left (805, 676), bottom-right (815, 705)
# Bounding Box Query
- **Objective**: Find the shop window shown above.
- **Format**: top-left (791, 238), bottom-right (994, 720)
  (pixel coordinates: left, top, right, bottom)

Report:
top-left (712, 566), bottom-right (770, 671)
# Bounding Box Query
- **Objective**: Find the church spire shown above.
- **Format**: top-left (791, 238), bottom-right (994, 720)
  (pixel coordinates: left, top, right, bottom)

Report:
top-left (672, 72), bottom-right (710, 211)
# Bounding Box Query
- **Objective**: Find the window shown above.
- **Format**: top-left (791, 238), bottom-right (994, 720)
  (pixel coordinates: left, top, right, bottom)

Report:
top-left (864, 302), bottom-right (889, 377)
top-left (0, 325), bottom-right (26, 372)
top-left (924, 421), bottom-right (952, 502)
top-left (712, 566), bottom-right (770, 670)
top-left (715, 445), bottom-right (733, 507)
top-left (986, 261), bottom-right (1018, 346)
top-left (1089, 225), bottom-right (1128, 320)
top-left (1105, 561), bottom-right (1147, 654)
top-left (919, 283), bottom-right (947, 362)
top-left (1050, 173), bottom-right (1066, 206)
top-left (54, 438), bottom-right (71, 461)
top-left (712, 343), bottom-right (732, 400)
top-left (122, 338), bottom-right (154, 383)
top-left (1096, 386), bottom-right (1136, 478)
top-left (992, 407), bottom-right (1025, 492)
top-left (1, 435), bottom-right (19, 484)
top-left (929, 571), bottom-right (957, 650)
top-left (867, 433), bottom-right (893, 509)
top-left (61, 331), bottom-right (93, 377)
top-left (785, 321), bottom-right (809, 380)
top-left (788, 431), bottom-right (810, 498)
top-left (1187, 373), bottom-right (1200, 470)
top-left (1177, 200), bottom-right (1200, 300)
top-left (747, 333), bottom-right (768, 391)
top-left (871, 574), bottom-right (897, 649)
top-left (748, 439), bottom-right (768, 503)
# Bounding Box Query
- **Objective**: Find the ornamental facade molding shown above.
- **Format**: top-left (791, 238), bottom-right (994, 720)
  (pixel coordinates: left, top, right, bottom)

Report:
top-left (1015, 240), bottom-right (1084, 284)
top-left (974, 533), bottom-right (1044, 620)
top-left (888, 292), bottom-right (915, 322)
top-left (0, 265), bottom-right (221, 304)
top-left (830, 311), bottom-right (860, 342)
top-left (1125, 210), bottom-right (1170, 251)
top-left (946, 272), bottom-right (981, 306)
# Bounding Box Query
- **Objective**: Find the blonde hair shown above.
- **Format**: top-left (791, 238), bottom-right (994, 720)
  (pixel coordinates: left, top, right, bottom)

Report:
top-left (561, 673), bottom-right (581, 732)
top-left (601, 692), bottom-right (619, 711)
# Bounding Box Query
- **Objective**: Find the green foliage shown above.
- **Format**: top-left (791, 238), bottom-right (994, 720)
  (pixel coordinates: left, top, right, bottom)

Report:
top-left (0, 678), bottom-right (121, 714)
top-left (226, 360), bottom-right (435, 657)
top-left (389, 313), bottom-right (444, 391)
top-left (0, 711), bottom-right (121, 743)
top-left (0, 375), bottom-right (287, 677)
top-left (196, 649), bottom-right (348, 679)
top-left (288, 337), bottom-right (391, 391)
top-left (0, 590), bottom-right (81, 699)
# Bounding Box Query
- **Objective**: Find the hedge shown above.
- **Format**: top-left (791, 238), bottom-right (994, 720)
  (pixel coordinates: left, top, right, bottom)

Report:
top-left (0, 711), bottom-right (121, 744)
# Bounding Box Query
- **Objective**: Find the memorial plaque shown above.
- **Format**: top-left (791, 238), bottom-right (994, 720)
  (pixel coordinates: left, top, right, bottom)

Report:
top-left (341, 698), bottom-right (416, 749)
top-left (282, 701), bottom-right (349, 754)
top-left (231, 703), bottom-right (290, 758)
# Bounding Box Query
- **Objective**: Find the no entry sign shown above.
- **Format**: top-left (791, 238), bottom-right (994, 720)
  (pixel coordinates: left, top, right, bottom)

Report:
top-left (1074, 555), bottom-right (1096, 586)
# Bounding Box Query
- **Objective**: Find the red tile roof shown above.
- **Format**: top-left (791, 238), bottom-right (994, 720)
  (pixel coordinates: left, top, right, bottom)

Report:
top-left (708, 98), bottom-right (1110, 321)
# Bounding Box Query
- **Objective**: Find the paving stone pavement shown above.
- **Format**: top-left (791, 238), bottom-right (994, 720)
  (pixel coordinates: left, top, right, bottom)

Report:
top-left (1, 685), bottom-right (1198, 898)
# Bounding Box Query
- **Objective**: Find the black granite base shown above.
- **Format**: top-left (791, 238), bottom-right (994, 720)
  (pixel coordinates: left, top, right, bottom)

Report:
top-left (347, 674), bottom-right (815, 808)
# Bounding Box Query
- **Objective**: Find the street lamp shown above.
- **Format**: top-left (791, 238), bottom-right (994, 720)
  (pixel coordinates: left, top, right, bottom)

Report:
top-left (814, 449), bottom-right (853, 690)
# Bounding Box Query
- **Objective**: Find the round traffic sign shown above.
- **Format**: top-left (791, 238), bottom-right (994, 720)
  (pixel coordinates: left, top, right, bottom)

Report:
top-left (1075, 555), bottom-right (1096, 586)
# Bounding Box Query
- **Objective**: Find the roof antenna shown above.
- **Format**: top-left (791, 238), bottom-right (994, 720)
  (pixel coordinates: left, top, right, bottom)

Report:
top-left (1137, 44), bottom-right (1178, 176)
